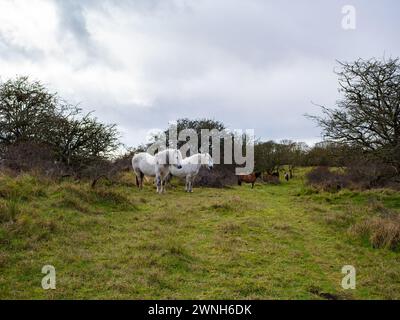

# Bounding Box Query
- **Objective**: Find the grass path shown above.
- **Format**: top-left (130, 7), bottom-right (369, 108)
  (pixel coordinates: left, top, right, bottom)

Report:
top-left (0, 172), bottom-right (399, 299)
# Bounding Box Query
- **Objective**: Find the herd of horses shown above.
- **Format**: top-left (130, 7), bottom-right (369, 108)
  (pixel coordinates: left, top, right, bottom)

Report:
top-left (132, 148), bottom-right (290, 194)
top-left (132, 149), bottom-right (213, 194)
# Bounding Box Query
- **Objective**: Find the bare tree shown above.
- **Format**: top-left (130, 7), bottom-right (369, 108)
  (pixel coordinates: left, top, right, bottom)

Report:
top-left (48, 110), bottom-right (120, 167)
top-left (309, 58), bottom-right (400, 172)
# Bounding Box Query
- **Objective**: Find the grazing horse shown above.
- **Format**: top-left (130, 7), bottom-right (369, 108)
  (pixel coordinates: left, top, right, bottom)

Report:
top-left (238, 172), bottom-right (262, 189)
top-left (154, 149), bottom-right (183, 194)
top-left (132, 149), bottom-right (183, 193)
top-left (169, 153), bottom-right (214, 193)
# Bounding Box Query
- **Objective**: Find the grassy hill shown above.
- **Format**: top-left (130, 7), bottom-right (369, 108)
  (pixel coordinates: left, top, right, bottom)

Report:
top-left (1, 169), bottom-right (400, 299)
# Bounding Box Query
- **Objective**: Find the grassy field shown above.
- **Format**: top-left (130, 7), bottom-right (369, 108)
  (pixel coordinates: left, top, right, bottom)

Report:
top-left (1, 169), bottom-right (400, 300)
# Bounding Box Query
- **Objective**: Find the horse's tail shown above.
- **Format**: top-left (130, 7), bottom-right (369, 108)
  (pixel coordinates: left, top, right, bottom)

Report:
top-left (238, 177), bottom-right (242, 186)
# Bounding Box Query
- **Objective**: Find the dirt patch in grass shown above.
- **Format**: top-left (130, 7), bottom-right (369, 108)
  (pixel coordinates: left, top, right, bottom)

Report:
top-left (308, 286), bottom-right (351, 300)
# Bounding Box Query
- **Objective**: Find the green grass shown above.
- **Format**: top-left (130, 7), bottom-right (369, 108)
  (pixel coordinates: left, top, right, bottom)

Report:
top-left (0, 170), bottom-right (400, 300)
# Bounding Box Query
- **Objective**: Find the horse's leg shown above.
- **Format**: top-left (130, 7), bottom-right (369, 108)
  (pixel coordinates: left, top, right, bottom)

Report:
top-left (134, 170), bottom-right (142, 190)
top-left (156, 174), bottom-right (162, 194)
top-left (189, 176), bottom-right (194, 193)
top-left (158, 169), bottom-right (165, 194)
top-left (162, 175), bottom-right (167, 193)
top-left (166, 173), bottom-right (172, 187)
top-left (135, 175), bottom-right (140, 189)
top-left (185, 175), bottom-right (190, 192)
top-left (139, 172), bottom-right (144, 190)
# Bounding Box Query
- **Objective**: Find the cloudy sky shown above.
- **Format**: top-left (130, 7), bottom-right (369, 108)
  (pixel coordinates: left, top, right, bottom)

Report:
top-left (0, 0), bottom-right (399, 147)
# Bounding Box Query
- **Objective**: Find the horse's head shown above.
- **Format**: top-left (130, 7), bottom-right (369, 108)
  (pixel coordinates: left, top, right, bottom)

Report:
top-left (203, 153), bottom-right (214, 170)
top-left (169, 149), bottom-right (183, 169)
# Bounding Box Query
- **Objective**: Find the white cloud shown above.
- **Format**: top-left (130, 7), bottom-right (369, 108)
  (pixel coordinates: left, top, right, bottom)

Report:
top-left (0, 0), bottom-right (399, 147)
top-left (0, 0), bottom-right (58, 54)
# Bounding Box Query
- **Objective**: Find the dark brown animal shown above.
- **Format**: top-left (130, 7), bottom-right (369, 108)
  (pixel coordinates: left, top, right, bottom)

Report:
top-left (284, 172), bottom-right (290, 181)
top-left (238, 172), bottom-right (262, 189)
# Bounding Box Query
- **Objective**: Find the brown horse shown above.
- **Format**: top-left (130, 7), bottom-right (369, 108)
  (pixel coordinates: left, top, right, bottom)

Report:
top-left (238, 172), bottom-right (262, 189)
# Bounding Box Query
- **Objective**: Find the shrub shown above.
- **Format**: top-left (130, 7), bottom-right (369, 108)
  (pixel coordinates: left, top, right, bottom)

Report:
top-left (306, 167), bottom-right (348, 191)
top-left (0, 141), bottom-right (65, 176)
top-left (262, 174), bottom-right (280, 185)
top-left (306, 162), bottom-right (400, 191)
top-left (346, 160), bottom-right (399, 190)
top-left (195, 165), bottom-right (237, 188)
top-left (0, 76), bottom-right (120, 177)
top-left (351, 216), bottom-right (400, 251)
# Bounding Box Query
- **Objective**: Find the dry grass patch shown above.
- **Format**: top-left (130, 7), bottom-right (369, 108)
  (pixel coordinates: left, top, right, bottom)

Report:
top-left (348, 199), bottom-right (400, 251)
top-left (218, 221), bottom-right (242, 234)
top-left (0, 200), bottom-right (21, 223)
top-left (351, 216), bottom-right (400, 250)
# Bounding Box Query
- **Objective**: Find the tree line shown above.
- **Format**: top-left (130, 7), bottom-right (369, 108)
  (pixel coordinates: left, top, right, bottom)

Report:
top-left (1, 57), bottom-right (399, 188)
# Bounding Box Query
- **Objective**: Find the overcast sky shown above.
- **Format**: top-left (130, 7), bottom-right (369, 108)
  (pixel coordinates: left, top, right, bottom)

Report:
top-left (0, 0), bottom-right (399, 147)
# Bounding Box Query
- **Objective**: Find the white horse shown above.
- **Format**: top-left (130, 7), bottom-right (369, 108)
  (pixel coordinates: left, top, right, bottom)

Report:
top-left (132, 149), bottom-right (183, 193)
top-left (169, 153), bottom-right (213, 192)
top-left (132, 152), bottom-right (157, 189)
